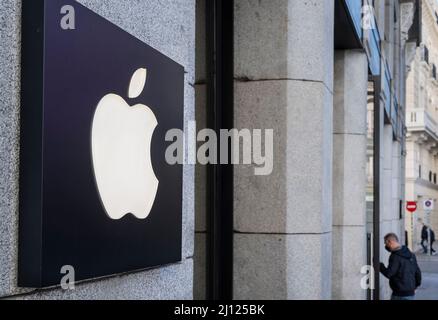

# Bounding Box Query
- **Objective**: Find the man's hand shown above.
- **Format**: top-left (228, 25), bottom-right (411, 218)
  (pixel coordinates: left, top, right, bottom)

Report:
top-left (380, 262), bottom-right (386, 272)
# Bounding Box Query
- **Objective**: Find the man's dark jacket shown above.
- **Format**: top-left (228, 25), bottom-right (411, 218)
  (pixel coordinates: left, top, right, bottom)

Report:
top-left (380, 246), bottom-right (422, 297)
top-left (422, 226), bottom-right (435, 242)
top-left (422, 226), bottom-right (428, 240)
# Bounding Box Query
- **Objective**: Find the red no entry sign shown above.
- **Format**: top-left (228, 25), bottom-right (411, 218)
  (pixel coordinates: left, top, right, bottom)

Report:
top-left (406, 201), bottom-right (417, 213)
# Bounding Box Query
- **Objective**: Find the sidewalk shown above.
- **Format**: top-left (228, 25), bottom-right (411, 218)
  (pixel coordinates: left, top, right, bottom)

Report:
top-left (415, 253), bottom-right (438, 300)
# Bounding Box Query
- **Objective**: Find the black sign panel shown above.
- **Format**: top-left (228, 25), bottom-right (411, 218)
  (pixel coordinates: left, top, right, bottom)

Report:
top-left (18, 0), bottom-right (184, 287)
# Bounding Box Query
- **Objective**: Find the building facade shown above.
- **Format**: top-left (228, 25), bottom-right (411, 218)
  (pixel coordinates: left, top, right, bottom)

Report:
top-left (0, 0), bottom-right (419, 300)
top-left (194, 0), bottom-right (419, 300)
top-left (405, 0), bottom-right (438, 253)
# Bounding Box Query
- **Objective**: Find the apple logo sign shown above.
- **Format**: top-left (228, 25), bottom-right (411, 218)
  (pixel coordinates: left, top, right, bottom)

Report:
top-left (91, 68), bottom-right (159, 220)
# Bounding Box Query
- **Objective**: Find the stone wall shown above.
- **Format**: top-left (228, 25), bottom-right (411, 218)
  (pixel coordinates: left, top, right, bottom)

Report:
top-left (0, 0), bottom-right (195, 300)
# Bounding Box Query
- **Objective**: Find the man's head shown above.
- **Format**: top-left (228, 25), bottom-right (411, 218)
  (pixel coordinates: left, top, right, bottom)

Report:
top-left (384, 233), bottom-right (401, 252)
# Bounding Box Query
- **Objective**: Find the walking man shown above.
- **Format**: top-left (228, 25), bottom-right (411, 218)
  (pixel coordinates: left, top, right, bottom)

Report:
top-left (421, 222), bottom-right (428, 254)
top-left (380, 233), bottom-right (422, 300)
top-left (420, 222), bottom-right (436, 255)
top-left (430, 227), bottom-right (436, 255)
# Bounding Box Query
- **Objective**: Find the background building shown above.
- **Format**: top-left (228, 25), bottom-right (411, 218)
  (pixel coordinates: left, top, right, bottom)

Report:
top-left (405, 0), bottom-right (438, 253)
top-left (0, 0), bottom-right (420, 300)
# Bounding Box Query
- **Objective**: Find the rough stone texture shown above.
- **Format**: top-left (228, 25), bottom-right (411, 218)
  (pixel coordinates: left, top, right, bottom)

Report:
top-left (382, 169), bottom-right (393, 222)
top-left (234, 80), bottom-right (333, 234)
top-left (234, 80), bottom-right (287, 233)
top-left (332, 50), bottom-right (368, 227)
top-left (234, 0), bottom-right (289, 80)
top-left (0, 0), bottom-right (31, 298)
top-left (0, 0), bottom-right (195, 299)
top-left (332, 226), bottom-right (367, 300)
top-left (382, 125), bottom-right (394, 223)
top-left (12, 259), bottom-right (193, 300)
top-left (183, 82), bottom-right (196, 259)
top-left (333, 133), bottom-right (367, 226)
top-left (234, 0), bottom-right (334, 91)
top-left (332, 50), bottom-right (368, 300)
top-left (233, 0), bottom-right (334, 300)
top-left (333, 50), bottom-right (368, 135)
top-left (233, 233), bottom-right (332, 300)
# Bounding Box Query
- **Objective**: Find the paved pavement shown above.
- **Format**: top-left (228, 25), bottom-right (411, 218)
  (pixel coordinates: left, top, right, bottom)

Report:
top-left (415, 253), bottom-right (438, 300)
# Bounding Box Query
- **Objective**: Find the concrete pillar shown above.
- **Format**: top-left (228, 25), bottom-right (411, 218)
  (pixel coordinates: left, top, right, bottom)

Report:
top-left (392, 140), bottom-right (402, 236)
top-left (380, 124), bottom-right (395, 299)
top-left (332, 50), bottom-right (368, 300)
top-left (233, 0), bottom-right (334, 299)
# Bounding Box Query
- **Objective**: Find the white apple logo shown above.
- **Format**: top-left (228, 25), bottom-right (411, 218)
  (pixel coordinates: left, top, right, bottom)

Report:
top-left (91, 68), bottom-right (159, 220)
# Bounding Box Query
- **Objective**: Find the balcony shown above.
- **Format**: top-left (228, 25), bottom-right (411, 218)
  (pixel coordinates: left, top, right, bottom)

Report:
top-left (406, 109), bottom-right (438, 141)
